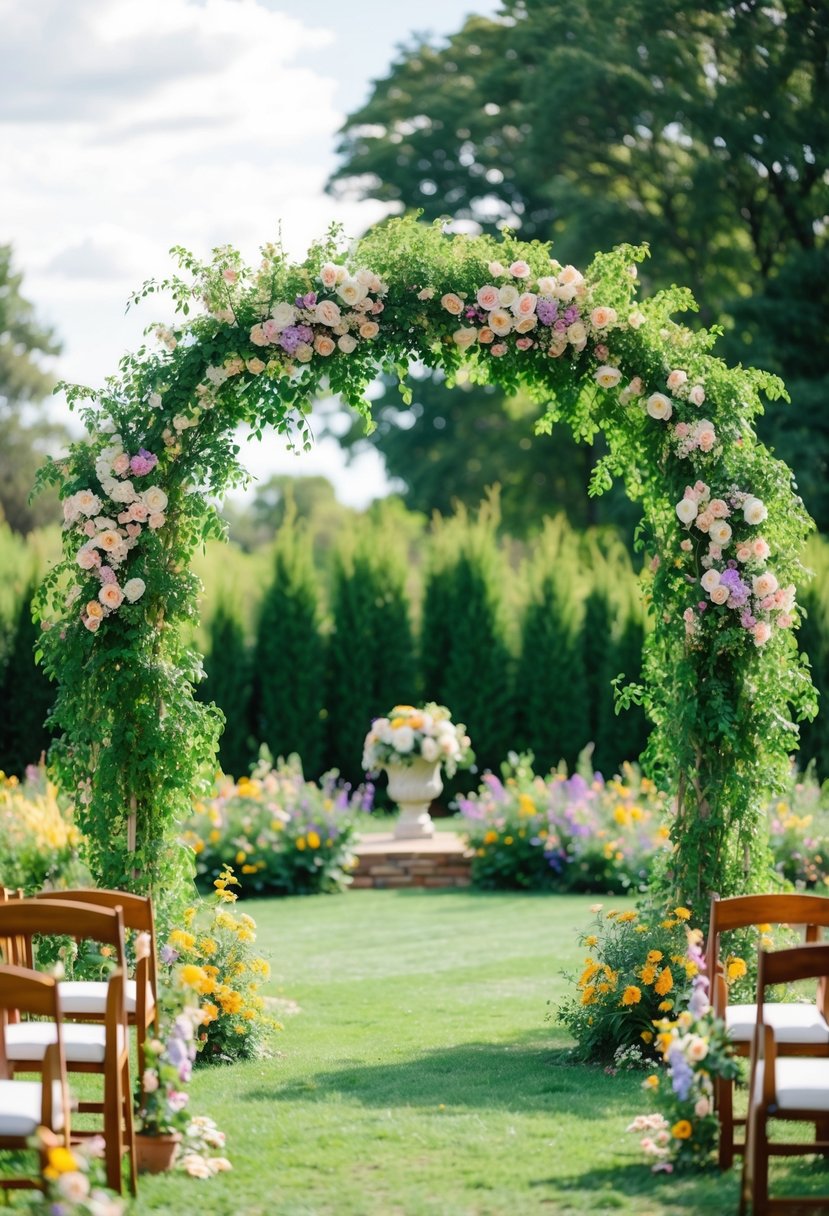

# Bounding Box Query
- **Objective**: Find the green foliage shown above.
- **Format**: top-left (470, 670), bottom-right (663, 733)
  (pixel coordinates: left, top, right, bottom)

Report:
top-left (326, 512), bottom-right (418, 786)
top-left (0, 581), bottom-right (56, 776)
top-left (0, 763), bottom-right (90, 893)
top-left (199, 598), bottom-right (253, 780)
top-left (798, 536), bottom-right (829, 776)
top-left (182, 756), bottom-right (366, 897)
top-left (421, 498), bottom-right (515, 776)
top-left (251, 515), bottom-right (326, 778)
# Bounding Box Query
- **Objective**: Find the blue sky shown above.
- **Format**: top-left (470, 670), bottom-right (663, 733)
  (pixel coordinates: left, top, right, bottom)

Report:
top-left (1, 0), bottom-right (501, 505)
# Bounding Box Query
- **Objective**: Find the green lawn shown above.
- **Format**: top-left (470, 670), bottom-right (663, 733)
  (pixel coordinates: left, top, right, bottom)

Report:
top-left (124, 891), bottom-right (826, 1213)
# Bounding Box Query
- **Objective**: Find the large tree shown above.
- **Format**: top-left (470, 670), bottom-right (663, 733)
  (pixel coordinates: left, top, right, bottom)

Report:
top-left (0, 245), bottom-right (65, 533)
top-left (328, 0), bottom-right (829, 527)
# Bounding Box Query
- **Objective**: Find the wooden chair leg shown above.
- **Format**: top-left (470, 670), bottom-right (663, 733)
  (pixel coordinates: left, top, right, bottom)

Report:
top-left (751, 1110), bottom-right (769, 1216)
top-left (717, 1074), bottom-right (735, 1171)
top-left (104, 1058), bottom-right (124, 1194)
top-left (122, 1056), bottom-right (137, 1196)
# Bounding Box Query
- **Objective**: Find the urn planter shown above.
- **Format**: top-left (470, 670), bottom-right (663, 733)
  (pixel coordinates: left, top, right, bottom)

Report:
top-left (135, 1131), bottom-right (182, 1174)
top-left (385, 757), bottom-right (443, 839)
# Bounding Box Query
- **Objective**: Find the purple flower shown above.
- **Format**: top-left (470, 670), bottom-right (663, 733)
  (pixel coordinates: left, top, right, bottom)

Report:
top-left (160, 944), bottom-right (178, 964)
top-left (483, 773), bottom-right (508, 803)
top-left (536, 298), bottom-right (559, 326)
top-left (296, 291), bottom-right (317, 309)
top-left (740, 610), bottom-right (757, 629)
top-left (130, 447), bottom-right (158, 477)
top-left (667, 1045), bottom-right (694, 1101)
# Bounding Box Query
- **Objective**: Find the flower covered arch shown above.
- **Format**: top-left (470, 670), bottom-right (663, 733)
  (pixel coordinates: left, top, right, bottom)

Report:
top-left (35, 217), bottom-right (815, 914)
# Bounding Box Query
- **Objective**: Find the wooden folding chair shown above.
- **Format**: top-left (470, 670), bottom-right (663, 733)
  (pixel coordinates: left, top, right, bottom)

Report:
top-left (0, 964), bottom-right (71, 1190)
top-left (707, 893), bottom-right (829, 1169)
top-left (740, 942), bottom-right (829, 1215)
top-left (31, 888), bottom-right (160, 1082)
top-left (0, 900), bottom-right (136, 1195)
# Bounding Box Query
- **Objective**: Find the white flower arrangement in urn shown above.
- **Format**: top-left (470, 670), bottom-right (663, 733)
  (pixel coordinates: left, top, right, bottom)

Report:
top-left (362, 704), bottom-right (473, 839)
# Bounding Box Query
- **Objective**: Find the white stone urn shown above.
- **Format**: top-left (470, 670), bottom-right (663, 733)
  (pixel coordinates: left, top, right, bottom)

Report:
top-left (385, 757), bottom-right (443, 839)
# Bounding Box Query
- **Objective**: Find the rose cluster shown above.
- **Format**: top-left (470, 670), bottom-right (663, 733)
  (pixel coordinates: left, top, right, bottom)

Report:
top-left (62, 437), bottom-right (166, 633)
top-left (437, 258), bottom-right (619, 359)
top-left (362, 703), bottom-right (473, 779)
top-left (593, 359), bottom-right (709, 436)
top-left (247, 262), bottom-right (387, 365)
top-left (675, 481), bottom-right (794, 646)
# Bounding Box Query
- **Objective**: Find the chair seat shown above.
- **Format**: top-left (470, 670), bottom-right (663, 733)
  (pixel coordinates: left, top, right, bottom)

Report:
top-left (5, 1021), bottom-right (125, 1065)
top-left (754, 1057), bottom-right (829, 1112)
top-left (58, 978), bottom-right (151, 1018)
top-left (0, 1078), bottom-right (66, 1135)
top-left (727, 1002), bottom-right (829, 1044)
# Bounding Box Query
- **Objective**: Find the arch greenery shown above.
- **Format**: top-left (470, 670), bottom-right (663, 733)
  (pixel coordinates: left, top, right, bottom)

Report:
top-left (34, 217), bottom-right (816, 916)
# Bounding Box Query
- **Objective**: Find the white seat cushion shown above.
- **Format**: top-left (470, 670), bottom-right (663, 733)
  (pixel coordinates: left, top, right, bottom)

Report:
top-left (727, 1002), bottom-right (829, 1044)
top-left (754, 1058), bottom-right (829, 1112)
top-left (58, 978), bottom-right (152, 1017)
top-left (5, 1021), bottom-right (124, 1064)
top-left (0, 1079), bottom-right (66, 1135)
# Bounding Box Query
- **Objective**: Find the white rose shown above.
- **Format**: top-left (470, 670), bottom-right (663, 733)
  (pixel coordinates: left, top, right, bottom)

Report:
top-left (271, 301), bottom-right (296, 328)
top-left (337, 334), bottom-right (358, 353)
top-left (498, 284), bottom-right (519, 308)
top-left (109, 480), bottom-right (138, 504)
top-left (595, 366), bottom-right (622, 390)
top-left (700, 568), bottom-right (721, 593)
top-left (536, 276), bottom-right (557, 295)
top-left (675, 498), bottom-right (698, 525)
top-left (142, 486), bottom-right (169, 514)
top-left (421, 737), bottom-right (439, 762)
top-left (646, 392), bottom-right (673, 421)
top-left (487, 261), bottom-right (506, 277)
top-left (337, 278), bottom-right (368, 306)
top-left (708, 521), bottom-right (732, 547)
top-left (393, 726), bottom-right (415, 754)
top-left (123, 578), bottom-right (147, 603)
top-left (566, 321), bottom-right (587, 347)
top-left (743, 497), bottom-right (768, 525)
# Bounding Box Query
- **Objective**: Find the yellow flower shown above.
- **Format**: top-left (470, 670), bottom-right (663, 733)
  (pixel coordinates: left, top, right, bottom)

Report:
top-left (518, 794), bottom-right (536, 817)
top-left (658, 1000), bottom-right (674, 1013)
top-left (180, 963), bottom-right (207, 990)
top-left (643, 1074), bottom-right (659, 1090)
top-left (634, 924), bottom-right (649, 933)
top-left (579, 960), bottom-right (600, 987)
top-left (235, 850), bottom-right (247, 864)
top-left (685, 961), bottom-right (699, 979)
top-left (640, 964), bottom-right (657, 985)
top-left (621, 985), bottom-right (642, 1006)
top-left (296, 836), bottom-right (307, 850)
top-left (673, 906), bottom-right (691, 921)
top-left (726, 956), bottom-right (747, 982)
top-left (585, 935), bottom-right (599, 948)
top-left (617, 911), bottom-right (637, 923)
top-left (220, 990), bottom-right (244, 1015)
top-left (307, 830), bottom-right (321, 850)
top-left (198, 937), bottom-right (217, 956)
top-left (45, 1147), bottom-right (79, 1176)
top-left (581, 985), bottom-right (597, 1006)
top-left (655, 966), bottom-right (674, 996)
top-left (640, 1030), bottom-right (653, 1044)
top-left (503, 836), bottom-right (514, 846)
top-left (483, 830), bottom-right (498, 845)
top-left (661, 918), bottom-right (677, 930)
top-left (672, 1120), bottom-right (693, 1140)
top-left (201, 1002), bottom-right (219, 1024)
top-left (646, 950), bottom-right (663, 964)
top-left (169, 929), bottom-right (196, 952)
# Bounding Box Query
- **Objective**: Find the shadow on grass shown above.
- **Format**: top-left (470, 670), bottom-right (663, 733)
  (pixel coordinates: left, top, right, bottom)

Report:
top-left (251, 1034), bottom-right (644, 1116)
top-left (526, 1160), bottom-right (741, 1211)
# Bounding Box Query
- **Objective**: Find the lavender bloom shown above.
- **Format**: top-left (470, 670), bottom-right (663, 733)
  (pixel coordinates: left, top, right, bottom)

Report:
top-left (688, 978), bottom-right (711, 1019)
top-left (563, 306), bottom-right (580, 324)
top-left (740, 610), bottom-right (757, 629)
top-left (667, 1045), bottom-right (694, 1101)
top-left (536, 297), bottom-right (559, 326)
top-left (295, 291), bottom-right (317, 308)
top-left (483, 773), bottom-right (508, 803)
top-left (361, 781), bottom-right (375, 812)
top-left (160, 944), bottom-right (178, 965)
top-left (278, 325), bottom-right (303, 353)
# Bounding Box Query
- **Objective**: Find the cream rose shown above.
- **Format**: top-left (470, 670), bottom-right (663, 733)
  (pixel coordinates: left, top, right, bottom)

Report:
top-left (453, 327), bottom-right (478, 349)
top-left (498, 283), bottom-right (519, 308)
top-left (566, 321), bottom-right (587, 348)
top-left (99, 584), bottom-right (124, 611)
top-left (246, 357), bottom-right (266, 375)
top-left (709, 585), bottom-right (730, 605)
top-left (488, 308), bottom-right (513, 337)
top-left (590, 306), bottom-right (617, 329)
top-left (753, 572), bottom-right (779, 598)
top-left (700, 568), bottom-right (721, 593)
top-left (314, 299), bottom-right (342, 327)
top-left (338, 278), bottom-right (368, 306)
top-left (628, 310), bottom-right (647, 329)
top-left (75, 490), bottom-right (102, 517)
top-left (271, 301), bottom-right (296, 328)
top-left (646, 393), bottom-right (673, 420)
top-left (743, 497), bottom-right (768, 525)
top-left (295, 343), bottom-right (314, 362)
top-left (487, 261), bottom-right (506, 277)
top-left (314, 335), bottom-right (336, 356)
top-left (123, 578), bottom-right (146, 603)
top-left (514, 315), bottom-right (537, 334)
top-left (536, 276), bottom-right (557, 295)
top-left (667, 369), bottom-right (688, 392)
top-left (142, 487), bottom-right (169, 514)
top-left (440, 293), bottom-right (464, 316)
top-left (708, 521), bottom-right (732, 547)
top-left (595, 366), bottom-right (622, 390)
top-left (338, 334), bottom-right (358, 354)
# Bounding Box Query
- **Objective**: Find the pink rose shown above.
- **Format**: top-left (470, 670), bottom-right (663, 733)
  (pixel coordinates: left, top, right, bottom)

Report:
top-left (736, 546), bottom-right (752, 563)
top-left (513, 292), bottom-right (537, 317)
top-left (680, 539), bottom-right (693, 552)
top-left (777, 613), bottom-right (793, 629)
top-left (689, 384), bottom-right (706, 406)
top-left (667, 369), bottom-right (687, 392)
top-left (222, 268), bottom-right (238, 284)
top-left (112, 453), bottom-right (130, 476)
top-left (753, 621), bottom-right (772, 646)
top-left (674, 422), bottom-right (690, 438)
top-left (262, 319), bottom-right (281, 342)
top-left (490, 343), bottom-right (508, 357)
top-left (476, 285), bottom-right (500, 310)
top-left (83, 615), bottom-right (100, 633)
top-left (752, 538), bottom-right (770, 560)
top-left (315, 299), bottom-right (342, 327)
top-left (509, 260), bottom-right (531, 278)
top-left (709, 499), bottom-right (729, 518)
top-left (148, 514), bottom-right (165, 530)
top-left (320, 262), bottom-right (339, 288)
top-left (627, 377), bottom-right (643, 396)
top-left (516, 336), bottom-right (534, 350)
top-left (77, 547), bottom-right (100, 569)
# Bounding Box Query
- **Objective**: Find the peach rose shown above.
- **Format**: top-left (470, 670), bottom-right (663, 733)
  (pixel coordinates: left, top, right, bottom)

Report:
top-left (148, 513), bottom-right (166, 530)
top-left (453, 326), bottom-right (478, 349)
top-left (358, 320), bottom-right (380, 340)
top-left (246, 357), bottom-right (266, 375)
top-left (753, 621), bottom-right (772, 646)
top-left (710, 585), bottom-right (729, 605)
top-left (315, 299), bottom-right (342, 327)
top-left (752, 538), bottom-right (771, 559)
top-left (667, 369), bottom-right (688, 392)
top-left (477, 327), bottom-right (495, 345)
top-left (591, 306), bottom-right (618, 329)
top-left (736, 546), bottom-right (752, 562)
top-left (708, 499), bottom-right (729, 518)
top-left (86, 600), bottom-right (105, 621)
top-left (295, 343), bottom-right (314, 362)
top-left (514, 314), bottom-right (537, 334)
top-left (99, 584), bottom-right (124, 611)
top-left (440, 293), bottom-right (464, 315)
top-left (488, 308), bottom-right (513, 336)
top-left (314, 335), bottom-right (336, 356)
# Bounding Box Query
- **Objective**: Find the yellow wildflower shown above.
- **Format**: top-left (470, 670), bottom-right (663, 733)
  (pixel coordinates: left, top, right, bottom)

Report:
top-left (672, 1120), bottom-right (692, 1140)
top-left (307, 830), bottom-right (321, 850)
top-left (296, 836), bottom-right (307, 850)
top-left (518, 794), bottom-right (536, 817)
top-left (585, 935), bottom-right (599, 948)
top-left (658, 1000), bottom-right (674, 1013)
top-left (673, 906), bottom-right (691, 921)
top-left (581, 985), bottom-right (597, 1006)
top-left (621, 985), bottom-right (642, 1006)
top-left (726, 956), bottom-right (747, 983)
top-left (646, 950), bottom-right (663, 964)
top-left (655, 967), bottom-right (674, 997)
top-left (640, 1031), bottom-right (653, 1044)
top-left (640, 964), bottom-right (657, 986)
top-left (483, 830), bottom-right (498, 845)
top-left (169, 929), bottom-right (196, 952)
top-left (201, 1002), bottom-right (219, 1024)
top-left (643, 1074), bottom-right (659, 1090)
top-left (617, 911), bottom-right (637, 923)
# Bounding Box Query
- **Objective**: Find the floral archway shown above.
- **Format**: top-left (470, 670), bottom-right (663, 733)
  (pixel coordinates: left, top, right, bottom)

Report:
top-left (34, 217), bottom-right (815, 915)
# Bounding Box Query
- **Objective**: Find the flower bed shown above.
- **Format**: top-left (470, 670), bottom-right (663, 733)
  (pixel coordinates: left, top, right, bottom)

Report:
top-left (0, 764), bottom-right (90, 893)
top-left (458, 754), bottom-right (670, 893)
top-left (181, 754), bottom-right (372, 896)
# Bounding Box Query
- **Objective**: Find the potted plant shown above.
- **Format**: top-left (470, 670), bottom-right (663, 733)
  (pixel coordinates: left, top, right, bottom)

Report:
top-left (362, 703), bottom-right (473, 838)
top-left (134, 996), bottom-right (199, 1173)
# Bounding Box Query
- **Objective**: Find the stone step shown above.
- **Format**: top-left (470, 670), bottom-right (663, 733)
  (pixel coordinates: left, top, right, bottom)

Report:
top-left (350, 830), bottom-right (473, 889)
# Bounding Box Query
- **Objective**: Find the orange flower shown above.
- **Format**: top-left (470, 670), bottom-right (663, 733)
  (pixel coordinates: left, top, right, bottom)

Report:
top-left (621, 985), bottom-right (642, 1006)
top-left (655, 966), bottom-right (674, 996)
top-left (672, 1120), bottom-right (693, 1139)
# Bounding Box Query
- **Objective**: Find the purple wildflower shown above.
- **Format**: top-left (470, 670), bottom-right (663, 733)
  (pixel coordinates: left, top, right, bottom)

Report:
top-left (740, 610), bottom-right (757, 629)
top-left (160, 944), bottom-right (178, 964)
top-left (536, 298), bottom-right (559, 326)
top-left (130, 448), bottom-right (158, 476)
top-left (295, 291), bottom-right (317, 309)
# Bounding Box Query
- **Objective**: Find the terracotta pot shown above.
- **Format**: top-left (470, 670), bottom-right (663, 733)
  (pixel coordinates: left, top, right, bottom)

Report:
top-left (135, 1131), bottom-right (182, 1174)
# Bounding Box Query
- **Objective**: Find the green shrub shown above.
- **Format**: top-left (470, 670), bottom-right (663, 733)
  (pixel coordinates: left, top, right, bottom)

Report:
top-left (199, 598), bottom-right (254, 780)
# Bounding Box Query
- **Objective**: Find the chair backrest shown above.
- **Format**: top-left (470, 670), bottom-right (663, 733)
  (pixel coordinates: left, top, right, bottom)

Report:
top-left (0, 901), bottom-right (127, 975)
top-left (33, 888), bottom-right (157, 993)
top-left (707, 893), bottom-right (829, 977)
top-left (0, 964), bottom-right (70, 1135)
top-left (756, 942), bottom-right (829, 1010)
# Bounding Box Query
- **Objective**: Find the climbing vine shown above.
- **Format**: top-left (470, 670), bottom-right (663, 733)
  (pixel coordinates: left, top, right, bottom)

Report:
top-left (34, 217), bottom-right (815, 915)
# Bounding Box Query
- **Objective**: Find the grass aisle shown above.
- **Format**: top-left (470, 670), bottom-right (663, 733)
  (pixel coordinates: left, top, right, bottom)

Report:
top-left (138, 890), bottom-right (745, 1216)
